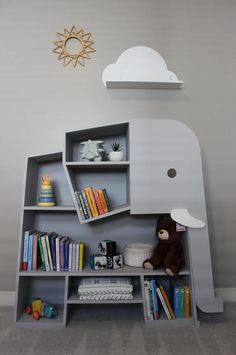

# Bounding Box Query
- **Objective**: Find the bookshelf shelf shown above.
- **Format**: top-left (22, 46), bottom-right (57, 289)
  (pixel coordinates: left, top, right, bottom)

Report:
top-left (15, 120), bottom-right (223, 328)
top-left (66, 161), bottom-right (130, 169)
top-left (24, 206), bottom-right (76, 211)
top-left (79, 204), bottom-right (130, 224)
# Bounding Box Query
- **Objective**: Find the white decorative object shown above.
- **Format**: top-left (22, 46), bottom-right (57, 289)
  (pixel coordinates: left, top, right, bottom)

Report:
top-left (124, 243), bottom-right (153, 267)
top-left (80, 140), bottom-right (105, 161)
top-left (102, 46), bottom-right (183, 89)
top-left (171, 209), bottom-right (205, 228)
top-left (109, 151), bottom-right (124, 161)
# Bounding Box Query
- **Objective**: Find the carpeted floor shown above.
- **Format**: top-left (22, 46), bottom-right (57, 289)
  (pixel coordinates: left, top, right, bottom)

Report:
top-left (0, 303), bottom-right (236, 355)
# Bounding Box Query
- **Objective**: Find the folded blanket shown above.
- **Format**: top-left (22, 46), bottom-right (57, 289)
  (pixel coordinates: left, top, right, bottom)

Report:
top-left (78, 277), bottom-right (133, 295)
top-left (78, 293), bottom-right (133, 301)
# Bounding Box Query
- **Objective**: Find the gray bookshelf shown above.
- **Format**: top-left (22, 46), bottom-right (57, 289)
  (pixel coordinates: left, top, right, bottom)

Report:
top-left (15, 120), bottom-right (223, 328)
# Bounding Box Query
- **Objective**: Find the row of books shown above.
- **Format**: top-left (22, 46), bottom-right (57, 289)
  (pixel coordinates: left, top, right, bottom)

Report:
top-left (75, 187), bottom-right (111, 220)
top-left (144, 278), bottom-right (190, 320)
top-left (21, 230), bottom-right (84, 272)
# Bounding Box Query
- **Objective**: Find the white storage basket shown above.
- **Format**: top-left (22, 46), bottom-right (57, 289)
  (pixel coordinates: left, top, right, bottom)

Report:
top-left (124, 243), bottom-right (153, 267)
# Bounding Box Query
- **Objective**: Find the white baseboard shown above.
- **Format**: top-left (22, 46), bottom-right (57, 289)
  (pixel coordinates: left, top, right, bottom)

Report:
top-left (215, 288), bottom-right (236, 302)
top-left (0, 289), bottom-right (235, 307)
top-left (0, 292), bottom-right (15, 306)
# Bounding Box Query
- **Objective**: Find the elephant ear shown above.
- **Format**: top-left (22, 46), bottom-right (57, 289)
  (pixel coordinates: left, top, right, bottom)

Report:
top-left (171, 209), bottom-right (205, 228)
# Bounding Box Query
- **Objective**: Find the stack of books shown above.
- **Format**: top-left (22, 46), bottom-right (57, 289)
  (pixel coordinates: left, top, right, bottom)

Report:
top-left (144, 278), bottom-right (190, 320)
top-left (74, 187), bottom-right (111, 220)
top-left (21, 230), bottom-right (84, 272)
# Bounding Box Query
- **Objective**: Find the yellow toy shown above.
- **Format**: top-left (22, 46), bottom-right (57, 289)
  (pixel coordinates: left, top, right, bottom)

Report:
top-left (26, 298), bottom-right (56, 320)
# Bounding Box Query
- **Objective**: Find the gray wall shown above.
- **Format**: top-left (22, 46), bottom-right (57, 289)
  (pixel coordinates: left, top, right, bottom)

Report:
top-left (0, 0), bottom-right (235, 291)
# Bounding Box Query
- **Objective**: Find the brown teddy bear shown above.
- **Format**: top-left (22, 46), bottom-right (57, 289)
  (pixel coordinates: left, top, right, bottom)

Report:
top-left (143, 215), bottom-right (184, 276)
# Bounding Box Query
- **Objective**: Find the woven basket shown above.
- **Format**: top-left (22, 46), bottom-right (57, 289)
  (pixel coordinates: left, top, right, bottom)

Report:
top-left (124, 243), bottom-right (153, 267)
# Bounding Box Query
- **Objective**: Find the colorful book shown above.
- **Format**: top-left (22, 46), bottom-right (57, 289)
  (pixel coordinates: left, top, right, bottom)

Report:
top-left (27, 232), bottom-right (34, 271)
top-left (22, 229), bottom-right (34, 271)
top-left (84, 187), bottom-right (98, 217)
top-left (102, 189), bottom-right (111, 212)
top-left (38, 232), bottom-right (46, 271)
top-left (93, 190), bottom-right (105, 215)
top-left (32, 232), bottom-right (39, 271)
top-left (74, 191), bottom-right (85, 220)
top-left (69, 241), bottom-right (73, 272)
top-left (64, 239), bottom-right (70, 271)
top-left (184, 286), bottom-right (191, 318)
top-left (79, 242), bottom-right (84, 271)
top-left (41, 234), bottom-right (50, 271)
top-left (98, 189), bottom-right (109, 213)
top-left (49, 233), bottom-right (57, 271)
top-left (156, 284), bottom-right (171, 320)
top-left (55, 236), bottom-right (62, 271)
top-left (150, 279), bottom-right (160, 320)
top-left (157, 281), bottom-right (176, 319)
top-left (82, 190), bottom-right (92, 218)
top-left (171, 281), bottom-right (181, 318)
top-left (45, 233), bottom-right (53, 271)
top-left (59, 237), bottom-right (68, 271)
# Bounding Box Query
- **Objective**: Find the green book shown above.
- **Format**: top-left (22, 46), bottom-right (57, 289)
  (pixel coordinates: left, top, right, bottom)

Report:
top-left (102, 189), bottom-right (111, 212)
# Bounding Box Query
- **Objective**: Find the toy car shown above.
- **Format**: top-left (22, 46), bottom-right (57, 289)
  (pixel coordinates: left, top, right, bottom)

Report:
top-left (26, 298), bottom-right (56, 320)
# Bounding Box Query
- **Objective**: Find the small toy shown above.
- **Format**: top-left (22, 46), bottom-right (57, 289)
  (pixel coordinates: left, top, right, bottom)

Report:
top-left (107, 254), bottom-right (123, 269)
top-left (38, 175), bottom-right (56, 207)
top-left (26, 298), bottom-right (56, 320)
top-left (143, 215), bottom-right (184, 276)
top-left (80, 140), bottom-right (105, 161)
top-left (98, 240), bottom-right (116, 256)
top-left (90, 254), bottom-right (107, 270)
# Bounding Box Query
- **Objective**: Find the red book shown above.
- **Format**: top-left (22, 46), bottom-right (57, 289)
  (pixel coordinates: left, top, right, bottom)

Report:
top-left (93, 190), bottom-right (104, 215)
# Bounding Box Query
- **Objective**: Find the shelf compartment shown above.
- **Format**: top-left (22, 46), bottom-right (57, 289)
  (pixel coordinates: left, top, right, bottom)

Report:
top-left (67, 275), bottom-right (142, 305)
top-left (15, 276), bottom-right (66, 327)
top-left (65, 122), bottom-right (129, 162)
top-left (24, 152), bottom-right (73, 207)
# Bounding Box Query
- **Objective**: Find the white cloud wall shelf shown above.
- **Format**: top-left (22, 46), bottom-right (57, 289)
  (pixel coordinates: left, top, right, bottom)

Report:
top-left (102, 46), bottom-right (183, 89)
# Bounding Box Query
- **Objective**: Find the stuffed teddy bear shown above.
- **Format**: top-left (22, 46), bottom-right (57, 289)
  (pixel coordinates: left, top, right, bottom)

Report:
top-left (143, 215), bottom-right (184, 276)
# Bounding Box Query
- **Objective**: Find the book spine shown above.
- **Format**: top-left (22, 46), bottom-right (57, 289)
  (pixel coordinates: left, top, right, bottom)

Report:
top-left (74, 191), bottom-right (85, 220)
top-left (79, 242), bottom-right (84, 271)
top-left (156, 286), bottom-right (171, 320)
top-left (173, 286), bottom-right (180, 318)
top-left (78, 191), bottom-right (89, 219)
top-left (64, 242), bottom-right (69, 272)
top-left (69, 242), bottom-right (72, 272)
top-left (50, 237), bottom-right (57, 271)
top-left (102, 189), bottom-right (111, 212)
top-left (45, 235), bottom-right (53, 271)
top-left (38, 237), bottom-right (46, 271)
top-left (93, 190), bottom-right (104, 215)
top-left (59, 239), bottom-right (65, 272)
top-left (82, 190), bottom-right (92, 218)
top-left (72, 242), bottom-right (76, 271)
top-left (32, 233), bottom-right (38, 271)
top-left (184, 286), bottom-right (191, 318)
top-left (56, 237), bottom-right (61, 271)
top-left (85, 187), bottom-right (98, 217)
top-left (144, 280), bottom-right (152, 320)
top-left (151, 279), bottom-right (159, 320)
top-left (41, 236), bottom-right (50, 271)
top-left (98, 189), bottom-right (108, 213)
top-left (160, 286), bottom-right (176, 319)
top-left (75, 242), bottom-right (79, 272)
top-left (27, 234), bottom-right (34, 271)
top-left (22, 231), bottom-right (29, 271)
top-left (149, 281), bottom-right (155, 320)
top-left (179, 287), bottom-right (185, 318)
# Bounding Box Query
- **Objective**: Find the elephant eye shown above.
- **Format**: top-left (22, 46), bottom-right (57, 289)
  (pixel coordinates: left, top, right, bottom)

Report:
top-left (167, 168), bottom-right (177, 178)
